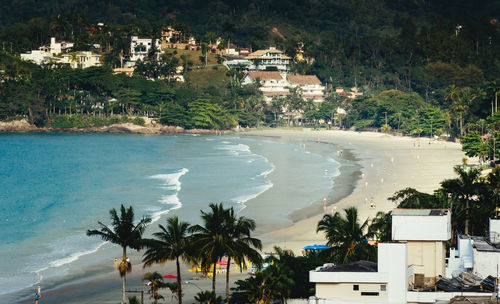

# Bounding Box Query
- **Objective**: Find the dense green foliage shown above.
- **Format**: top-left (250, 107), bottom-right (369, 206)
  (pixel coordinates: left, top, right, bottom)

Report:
top-left (0, 0), bottom-right (499, 155)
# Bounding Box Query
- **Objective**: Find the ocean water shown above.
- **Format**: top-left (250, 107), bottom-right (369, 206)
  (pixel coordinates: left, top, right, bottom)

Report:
top-left (0, 133), bottom-right (340, 301)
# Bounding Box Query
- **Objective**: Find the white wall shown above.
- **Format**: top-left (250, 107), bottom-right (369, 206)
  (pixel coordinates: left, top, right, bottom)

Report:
top-left (473, 250), bottom-right (500, 278)
top-left (379, 243), bottom-right (407, 304)
top-left (392, 213), bottom-right (451, 241)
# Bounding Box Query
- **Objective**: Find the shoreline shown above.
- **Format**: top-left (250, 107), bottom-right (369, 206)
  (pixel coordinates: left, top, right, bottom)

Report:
top-left (0, 119), bottom-right (234, 135)
top-left (9, 128), bottom-right (465, 303)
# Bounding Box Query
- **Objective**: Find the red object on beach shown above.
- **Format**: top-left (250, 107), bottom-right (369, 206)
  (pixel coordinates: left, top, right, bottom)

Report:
top-left (216, 259), bottom-right (228, 266)
top-left (163, 274), bottom-right (177, 279)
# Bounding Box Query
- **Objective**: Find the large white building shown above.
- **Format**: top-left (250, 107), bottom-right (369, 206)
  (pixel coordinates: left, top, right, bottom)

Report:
top-left (309, 209), bottom-right (495, 304)
top-left (60, 51), bottom-right (102, 69)
top-left (287, 75), bottom-right (326, 102)
top-left (310, 243), bottom-right (409, 304)
top-left (245, 47), bottom-right (291, 72)
top-left (130, 36), bottom-right (162, 63)
top-left (392, 209), bottom-right (451, 288)
top-left (241, 71), bottom-right (325, 102)
top-left (20, 50), bottom-right (54, 65)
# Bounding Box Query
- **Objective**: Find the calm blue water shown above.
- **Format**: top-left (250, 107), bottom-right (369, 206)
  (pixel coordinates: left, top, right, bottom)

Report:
top-left (0, 133), bottom-right (340, 300)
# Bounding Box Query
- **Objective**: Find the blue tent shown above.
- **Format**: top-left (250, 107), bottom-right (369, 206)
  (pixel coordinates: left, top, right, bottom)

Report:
top-left (303, 244), bottom-right (330, 250)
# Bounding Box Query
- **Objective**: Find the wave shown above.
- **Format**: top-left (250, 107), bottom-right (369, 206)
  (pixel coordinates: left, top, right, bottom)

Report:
top-left (218, 143), bottom-right (251, 156)
top-left (232, 182), bottom-right (273, 212)
top-left (149, 168), bottom-right (189, 223)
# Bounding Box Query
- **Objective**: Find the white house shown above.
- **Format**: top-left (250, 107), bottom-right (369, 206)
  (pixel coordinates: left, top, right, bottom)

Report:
top-left (446, 218), bottom-right (500, 279)
top-left (130, 36), bottom-right (163, 63)
top-left (287, 74), bottom-right (325, 102)
top-left (60, 51), bottom-right (102, 69)
top-left (392, 209), bottom-right (451, 287)
top-left (20, 50), bottom-right (54, 65)
top-left (38, 37), bottom-right (74, 55)
top-left (241, 71), bottom-right (290, 102)
top-left (245, 47), bottom-right (291, 72)
top-left (309, 243), bottom-right (409, 304)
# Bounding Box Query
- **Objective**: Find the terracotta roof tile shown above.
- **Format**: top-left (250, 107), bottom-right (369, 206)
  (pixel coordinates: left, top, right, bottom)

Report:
top-left (247, 71), bottom-right (283, 80)
top-left (287, 75), bottom-right (322, 84)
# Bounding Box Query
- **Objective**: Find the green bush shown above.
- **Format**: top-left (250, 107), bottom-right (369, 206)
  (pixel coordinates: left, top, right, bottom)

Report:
top-left (132, 117), bottom-right (145, 126)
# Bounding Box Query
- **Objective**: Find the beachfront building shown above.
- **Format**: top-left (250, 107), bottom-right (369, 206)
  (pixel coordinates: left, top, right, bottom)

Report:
top-left (242, 71), bottom-right (326, 103)
top-left (392, 209), bottom-right (451, 288)
top-left (446, 218), bottom-right (500, 279)
top-left (309, 243), bottom-right (409, 304)
top-left (20, 37), bottom-right (76, 65)
top-left (286, 74), bottom-right (326, 102)
top-left (245, 47), bottom-right (291, 72)
top-left (241, 71), bottom-right (290, 102)
top-left (130, 36), bottom-right (163, 63)
top-left (60, 51), bottom-right (102, 69)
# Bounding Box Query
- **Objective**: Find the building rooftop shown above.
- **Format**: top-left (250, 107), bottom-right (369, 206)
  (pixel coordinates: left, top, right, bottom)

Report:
top-left (247, 71), bottom-right (283, 80)
top-left (460, 235), bottom-right (500, 252)
top-left (392, 208), bottom-right (449, 216)
top-left (287, 75), bottom-right (322, 85)
top-left (317, 260), bottom-right (378, 273)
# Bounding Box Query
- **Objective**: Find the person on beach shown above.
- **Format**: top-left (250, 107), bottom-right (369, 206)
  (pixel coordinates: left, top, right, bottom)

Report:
top-left (37, 286), bottom-right (41, 298)
top-left (34, 292), bottom-right (39, 303)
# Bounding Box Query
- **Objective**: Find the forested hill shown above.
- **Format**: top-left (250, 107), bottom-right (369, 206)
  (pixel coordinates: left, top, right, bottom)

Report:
top-left (1, 0), bottom-right (498, 42)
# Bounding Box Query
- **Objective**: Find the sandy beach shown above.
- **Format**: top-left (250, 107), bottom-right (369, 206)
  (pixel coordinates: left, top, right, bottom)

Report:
top-left (16, 129), bottom-right (465, 303)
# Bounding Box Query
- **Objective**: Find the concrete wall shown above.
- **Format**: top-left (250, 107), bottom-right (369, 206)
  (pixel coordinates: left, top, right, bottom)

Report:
top-left (316, 283), bottom-right (387, 301)
top-left (379, 243), bottom-right (408, 304)
top-left (407, 241), bottom-right (446, 285)
top-left (473, 249), bottom-right (500, 278)
top-left (392, 213), bottom-right (451, 241)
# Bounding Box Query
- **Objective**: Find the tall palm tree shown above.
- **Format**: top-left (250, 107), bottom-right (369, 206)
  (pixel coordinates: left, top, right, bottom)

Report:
top-left (189, 203), bottom-right (229, 292)
top-left (368, 211), bottom-right (392, 242)
top-left (441, 166), bottom-right (484, 235)
top-left (87, 205), bottom-right (151, 304)
top-left (223, 208), bottom-right (262, 303)
top-left (142, 216), bottom-right (191, 304)
top-left (317, 207), bottom-right (374, 263)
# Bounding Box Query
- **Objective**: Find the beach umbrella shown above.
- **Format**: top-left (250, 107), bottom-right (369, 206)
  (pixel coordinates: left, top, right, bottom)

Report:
top-left (216, 259), bottom-right (228, 266)
top-left (303, 244), bottom-right (330, 250)
top-left (163, 274), bottom-right (178, 279)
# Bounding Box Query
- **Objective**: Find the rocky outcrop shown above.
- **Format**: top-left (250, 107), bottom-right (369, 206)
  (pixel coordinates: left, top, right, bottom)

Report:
top-left (0, 120), bottom-right (233, 135)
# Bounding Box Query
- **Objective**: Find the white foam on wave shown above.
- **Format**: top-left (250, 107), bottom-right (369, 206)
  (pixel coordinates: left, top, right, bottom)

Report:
top-left (232, 182), bottom-right (273, 212)
top-left (217, 143), bottom-right (251, 156)
top-left (149, 168), bottom-right (189, 223)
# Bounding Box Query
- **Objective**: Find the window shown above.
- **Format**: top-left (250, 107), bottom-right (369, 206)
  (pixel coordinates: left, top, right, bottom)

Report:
top-left (353, 285), bottom-right (359, 291)
top-left (380, 285), bottom-right (386, 291)
top-left (361, 292), bottom-right (379, 296)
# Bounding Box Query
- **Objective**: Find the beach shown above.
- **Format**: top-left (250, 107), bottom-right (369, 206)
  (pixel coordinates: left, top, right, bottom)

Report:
top-left (14, 129), bottom-right (465, 303)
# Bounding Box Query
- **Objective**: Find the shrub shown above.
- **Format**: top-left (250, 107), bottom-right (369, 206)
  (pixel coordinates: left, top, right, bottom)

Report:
top-left (132, 117), bottom-right (145, 126)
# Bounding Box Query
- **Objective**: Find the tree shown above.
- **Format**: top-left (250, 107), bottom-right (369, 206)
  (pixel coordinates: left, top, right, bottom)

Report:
top-left (368, 211), bottom-right (392, 242)
top-left (441, 166), bottom-right (485, 235)
top-left (461, 131), bottom-right (487, 158)
top-left (189, 203), bottom-right (230, 292)
top-left (87, 205), bottom-right (151, 304)
top-left (194, 290), bottom-right (222, 304)
top-left (142, 216), bottom-right (191, 304)
top-left (222, 208), bottom-right (262, 303)
top-left (316, 207), bottom-right (375, 263)
top-left (141, 272), bottom-right (166, 304)
top-left (201, 42), bottom-right (209, 66)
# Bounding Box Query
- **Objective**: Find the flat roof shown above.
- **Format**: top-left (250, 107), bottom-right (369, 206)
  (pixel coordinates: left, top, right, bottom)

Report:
top-left (317, 260), bottom-right (377, 273)
top-left (392, 209), bottom-right (449, 216)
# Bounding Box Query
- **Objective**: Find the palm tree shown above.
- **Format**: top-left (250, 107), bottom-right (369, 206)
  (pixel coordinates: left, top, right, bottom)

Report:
top-left (142, 216), bottom-right (191, 304)
top-left (223, 208), bottom-right (262, 303)
top-left (141, 272), bottom-right (166, 304)
top-left (194, 290), bottom-right (222, 304)
top-left (189, 203), bottom-right (229, 292)
top-left (441, 166), bottom-right (484, 235)
top-left (316, 207), bottom-right (375, 263)
top-left (87, 205), bottom-right (151, 304)
top-left (368, 211), bottom-right (392, 242)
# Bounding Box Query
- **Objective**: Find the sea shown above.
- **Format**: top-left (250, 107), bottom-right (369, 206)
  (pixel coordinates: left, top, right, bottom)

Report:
top-left (0, 133), bottom-right (341, 302)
